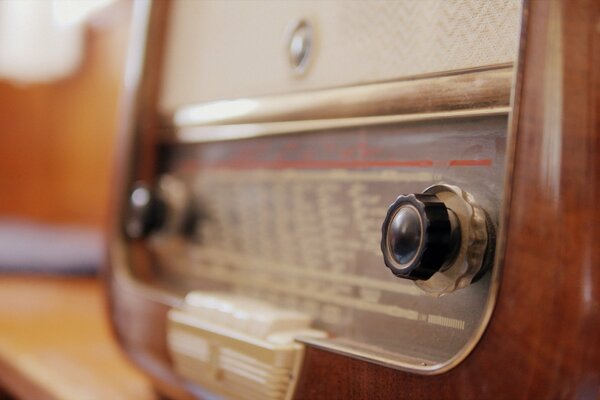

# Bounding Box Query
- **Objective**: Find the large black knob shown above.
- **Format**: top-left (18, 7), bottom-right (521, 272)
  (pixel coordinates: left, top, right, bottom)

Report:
top-left (381, 193), bottom-right (460, 281)
top-left (124, 182), bottom-right (167, 239)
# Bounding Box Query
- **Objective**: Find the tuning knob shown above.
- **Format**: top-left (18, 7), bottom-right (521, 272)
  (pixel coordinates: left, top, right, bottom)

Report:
top-left (124, 182), bottom-right (167, 239)
top-left (381, 193), bottom-right (460, 280)
top-left (381, 184), bottom-right (494, 295)
top-left (124, 175), bottom-right (195, 240)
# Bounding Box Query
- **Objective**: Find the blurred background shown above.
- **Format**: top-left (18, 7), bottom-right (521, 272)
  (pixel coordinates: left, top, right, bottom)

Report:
top-left (0, 1), bottom-right (160, 398)
top-left (0, 0), bottom-right (131, 274)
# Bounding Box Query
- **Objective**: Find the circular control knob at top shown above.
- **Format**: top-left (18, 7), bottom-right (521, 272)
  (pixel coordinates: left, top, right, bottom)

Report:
top-left (381, 184), bottom-right (494, 294)
top-left (381, 193), bottom-right (460, 281)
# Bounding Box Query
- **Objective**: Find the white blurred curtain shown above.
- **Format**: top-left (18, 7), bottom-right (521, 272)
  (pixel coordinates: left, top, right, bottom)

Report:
top-left (0, 0), bottom-right (114, 84)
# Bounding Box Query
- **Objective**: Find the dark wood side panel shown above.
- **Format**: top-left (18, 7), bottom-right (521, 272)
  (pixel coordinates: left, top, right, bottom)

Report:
top-left (295, 0), bottom-right (600, 398)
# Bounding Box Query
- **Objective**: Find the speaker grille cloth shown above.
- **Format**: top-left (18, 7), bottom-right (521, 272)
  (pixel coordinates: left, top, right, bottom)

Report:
top-left (160, 0), bottom-right (522, 111)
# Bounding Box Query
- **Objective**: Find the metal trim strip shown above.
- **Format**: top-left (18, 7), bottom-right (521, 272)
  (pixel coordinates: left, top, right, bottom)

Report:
top-left (165, 67), bottom-right (512, 143)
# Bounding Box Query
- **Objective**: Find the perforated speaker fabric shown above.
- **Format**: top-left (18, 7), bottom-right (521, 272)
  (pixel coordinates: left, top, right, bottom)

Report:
top-left (160, 0), bottom-right (522, 112)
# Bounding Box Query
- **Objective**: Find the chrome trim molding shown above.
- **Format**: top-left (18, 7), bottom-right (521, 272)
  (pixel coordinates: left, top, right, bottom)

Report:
top-left (173, 66), bottom-right (512, 127)
top-left (166, 66), bottom-right (512, 141)
top-left (172, 107), bottom-right (510, 144)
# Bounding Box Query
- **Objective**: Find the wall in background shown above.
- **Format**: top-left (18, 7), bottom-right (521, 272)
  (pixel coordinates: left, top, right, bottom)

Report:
top-left (0, 2), bottom-right (131, 229)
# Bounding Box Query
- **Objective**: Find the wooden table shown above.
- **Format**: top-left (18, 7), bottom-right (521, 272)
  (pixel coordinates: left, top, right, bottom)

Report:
top-left (0, 276), bottom-right (158, 400)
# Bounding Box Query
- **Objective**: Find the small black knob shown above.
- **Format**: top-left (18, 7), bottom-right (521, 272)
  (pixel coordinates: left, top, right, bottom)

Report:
top-left (124, 183), bottom-right (167, 239)
top-left (381, 193), bottom-right (460, 280)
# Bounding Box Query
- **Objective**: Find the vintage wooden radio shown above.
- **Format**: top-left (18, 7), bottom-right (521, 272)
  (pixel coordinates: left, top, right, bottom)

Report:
top-left (106, 1), bottom-right (600, 399)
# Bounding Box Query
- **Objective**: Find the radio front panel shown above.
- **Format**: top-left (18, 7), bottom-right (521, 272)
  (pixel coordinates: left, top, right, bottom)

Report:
top-left (106, 0), bottom-right (600, 398)
top-left (109, 3), bottom-right (523, 397)
top-left (133, 114), bottom-right (508, 371)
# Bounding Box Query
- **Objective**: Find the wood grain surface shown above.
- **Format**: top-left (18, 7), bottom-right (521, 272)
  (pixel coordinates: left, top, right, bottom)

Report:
top-left (0, 276), bottom-right (157, 400)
